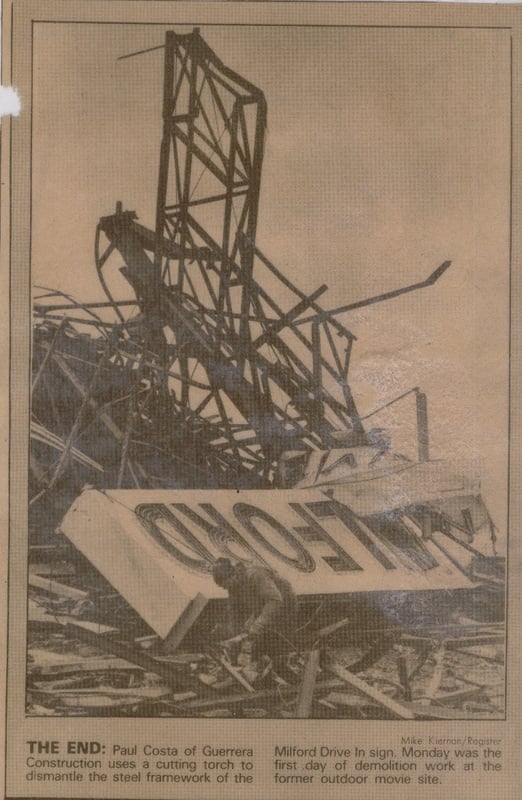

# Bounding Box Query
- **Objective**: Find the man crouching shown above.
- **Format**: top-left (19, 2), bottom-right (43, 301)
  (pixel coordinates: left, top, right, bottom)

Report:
top-left (211, 558), bottom-right (298, 681)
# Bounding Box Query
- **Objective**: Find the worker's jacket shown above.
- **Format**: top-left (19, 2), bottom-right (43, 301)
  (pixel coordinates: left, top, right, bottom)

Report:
top-left (227, 563), bottom-right (298, 638)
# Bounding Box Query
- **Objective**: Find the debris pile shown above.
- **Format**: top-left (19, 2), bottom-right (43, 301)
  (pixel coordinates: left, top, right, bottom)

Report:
top-left (27, 558), bottom-right (505, 719)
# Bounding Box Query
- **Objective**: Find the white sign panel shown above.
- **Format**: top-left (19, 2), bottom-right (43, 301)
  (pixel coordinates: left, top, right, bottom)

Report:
top-left (60, 488), bottom-right (472, 639)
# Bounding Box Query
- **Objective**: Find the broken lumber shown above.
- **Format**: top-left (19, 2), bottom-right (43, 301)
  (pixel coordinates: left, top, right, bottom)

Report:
top-left (295, 648), bottom-right (321, 718)
top-left (445, 634), bottom-right (505, 648)
top-left (316, 617), bottom-right (351, 640)
top-left (65, 622), bottom-right (189, 688)
top-left (32, 657), bottom-right (143, 677)
top-left (33, 686), bottom-right (169, 699)
top-left (397, 655), bottom-right (412, 701)
top-left (27, 599), bottom-right (70, 628)
top-left (471, 571), bottom-right (504, 586)
top-left (31, 686), bottom-right (170, 711)
top-left (29, 574), bottom-right (88, 601)
top-left (346, 637), bottom-right (394, 674)
top-left (324, 691), bottom-right (376, 711)
top-left (170, 691), bottom-right (198, 703)
top-left (181, 678), bottom-right (344, 713)
top-left (452, 647), bottom-right (504, 664)
top-left (402, 701), bottom-right (501, 720)
top-left (419, 644), bottom-right (445, 706)
top-left (29, 561), bottom-right (76, 578)
top-left (31, 676), bottom-right (97, 691)
top-left (401, 632), bottom-right (504, 650)
top-left (403, 621), bottom-right (503, 637)
top-left (329, 662), bottom-right (415, 719)
top-left (434, 686), bottom-right (486, 706)
top-left (215, 654), bottom-right (255, 693)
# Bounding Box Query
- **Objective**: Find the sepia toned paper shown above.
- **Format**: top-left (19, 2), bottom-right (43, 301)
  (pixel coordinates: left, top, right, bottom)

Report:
top-left (1, 1), bottom-right (520, 798)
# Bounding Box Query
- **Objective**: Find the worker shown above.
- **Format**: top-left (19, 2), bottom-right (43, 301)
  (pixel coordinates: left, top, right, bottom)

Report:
top-left (211, 558), bottom-right (298, 669)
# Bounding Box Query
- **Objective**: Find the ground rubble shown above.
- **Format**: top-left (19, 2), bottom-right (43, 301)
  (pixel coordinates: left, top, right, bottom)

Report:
top-left (26, 560), bottom-right (505, 720)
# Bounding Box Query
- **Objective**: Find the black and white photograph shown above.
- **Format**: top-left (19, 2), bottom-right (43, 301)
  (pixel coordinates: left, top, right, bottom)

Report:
top-left (25, 20), bottom-right (508, 721)
top-left (2, 2), bottom-right (519, 798)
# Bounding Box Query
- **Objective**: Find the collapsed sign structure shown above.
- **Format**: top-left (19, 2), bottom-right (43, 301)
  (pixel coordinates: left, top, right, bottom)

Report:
top-left (25, 29), bottom-right (505, 721)
top-left (60, 487), bottom-right (472, 647)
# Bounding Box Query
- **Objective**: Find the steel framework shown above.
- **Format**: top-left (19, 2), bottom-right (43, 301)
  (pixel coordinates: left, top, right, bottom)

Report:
top-left (31, 29), bottom-right (449, 513)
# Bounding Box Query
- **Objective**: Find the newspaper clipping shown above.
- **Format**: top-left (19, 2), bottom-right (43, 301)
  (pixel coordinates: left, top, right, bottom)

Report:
top-left (1, 1), bottom-right (520, 798)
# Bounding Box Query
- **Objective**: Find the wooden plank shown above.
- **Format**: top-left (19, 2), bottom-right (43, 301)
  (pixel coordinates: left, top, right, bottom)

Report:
top-left (325, 691), bottom-right (372, 709)
top-left (434, 686), bottom-right (486, 706)
top-left (397, 655), bottom-right (412, 702)
top-left (31, 677), bottom-right (96, 692)
top-left (33, 686), bottom-right (170, 699)
top-left (65, 622), bottom-right (188, 688)
top-left (155, 652), bottom-right (206, 665)
top-left (134, 634), bottom-right (161, 647)
top-left (29, 574), bottom-right (88, 601)
top-left (403, 621), bottom-right (504, 636)
top-left (419, 644), bottom-right (446, 706)
top-left (29, 544), bottom-right (72, 553)
top-left (32, 657), bottom-right (144, 677)
top-left (31, 686), bottom-right (171, 710)
top-left (295, 648), bottom-right (321, 718)
top-left (444, 635), bottom-right (504, 649)
top-left (471, 571), bottom-right (504, 586)
top-left (27, 599), bottom-right (71, 628)
top-left (452, 648), bottom-right (504, 664)
top-left (316, 617), bottom-right (350, 640)
top-left (181, 678), bottom-right (344, 711)
top-left (401, 633), bottom-right (504, 649)
top-left (171, 691), bottom-right (198, 703)
top-left (216, 654), bottom-right (255, 693)
top-left (67, 619), bottom-right (119, 636)
top-left (344, 637), bottom-right (394, 674)
top-left (402, 701), bottom-right (501, 720)
top-left (329, 662), bottom-right (415, 719)
top-left (29, 562), bottom-right (76, 578)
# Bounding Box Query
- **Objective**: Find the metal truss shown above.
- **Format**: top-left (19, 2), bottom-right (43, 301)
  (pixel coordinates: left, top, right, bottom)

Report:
top-left (32, 29), bottom-right (449, 509)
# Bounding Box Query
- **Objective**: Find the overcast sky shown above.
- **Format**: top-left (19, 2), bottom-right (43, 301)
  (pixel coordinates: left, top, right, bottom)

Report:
top-left (31, 23), bottom-right (511, 538)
